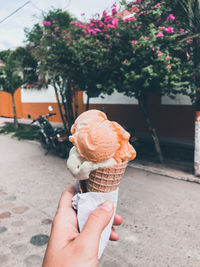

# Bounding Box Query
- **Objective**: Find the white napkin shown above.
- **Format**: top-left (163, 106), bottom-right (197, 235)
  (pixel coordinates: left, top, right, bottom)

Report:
top-left (72, 182), bottom-right (118, 258)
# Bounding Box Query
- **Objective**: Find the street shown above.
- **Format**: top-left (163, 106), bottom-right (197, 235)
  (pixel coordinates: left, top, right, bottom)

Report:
top-left (0, 134), bottom-right (200, 267)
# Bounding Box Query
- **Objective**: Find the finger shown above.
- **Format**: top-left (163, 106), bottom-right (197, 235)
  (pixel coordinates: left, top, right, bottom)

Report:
top-left (78, 200), bottom-right (114, 252)
top-left (57, 184), bottom-right (76, 210)
top-left (110, 227), bottom-right (119, 241)
top-left (113, 214), bottom-right (123, 226)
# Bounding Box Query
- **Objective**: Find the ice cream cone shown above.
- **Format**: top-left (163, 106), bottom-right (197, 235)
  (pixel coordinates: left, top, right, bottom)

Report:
top-left (79, 161), bottom-right (128, 193)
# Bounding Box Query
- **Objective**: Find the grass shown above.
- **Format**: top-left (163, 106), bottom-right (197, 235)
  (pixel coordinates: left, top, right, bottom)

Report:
top-left (0, 122), bottom-right (39, 141)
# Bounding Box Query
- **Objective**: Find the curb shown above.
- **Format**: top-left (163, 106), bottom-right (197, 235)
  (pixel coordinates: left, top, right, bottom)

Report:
top-left (129, 162), bottom-right (200, 184)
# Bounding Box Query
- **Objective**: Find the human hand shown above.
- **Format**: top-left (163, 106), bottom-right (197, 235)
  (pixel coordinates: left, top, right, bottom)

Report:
top-left (42, 185), bottom-right (122, 267)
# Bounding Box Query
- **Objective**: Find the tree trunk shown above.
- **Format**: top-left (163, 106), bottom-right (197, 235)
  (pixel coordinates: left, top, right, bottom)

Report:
top-left (11, 93), bottom-right (18, 130)
top-left (65, 80), bottom-right (74, 130)
top-left (86, 93), bottom-right (90, 111)
top-left (53, 83), bottom-right (69, 134)
top-left (139, 95), bottom-right (164, 163)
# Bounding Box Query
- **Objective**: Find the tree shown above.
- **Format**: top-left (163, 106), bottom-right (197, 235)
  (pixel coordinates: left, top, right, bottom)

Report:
top-left (69, 17), bottom-right (118, 110)
top-left (166, 0), bottom-right (200, 175)
top-left (71, 1), bottom-right (196, 163)
top-left (0, 48), bottom-right (37, 130)
top-left (25, 9), bottom-right (77, 134)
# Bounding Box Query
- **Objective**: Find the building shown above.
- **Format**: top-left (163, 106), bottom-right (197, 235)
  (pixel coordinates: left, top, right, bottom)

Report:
top-left (0, 86), bottom-right (195, 148)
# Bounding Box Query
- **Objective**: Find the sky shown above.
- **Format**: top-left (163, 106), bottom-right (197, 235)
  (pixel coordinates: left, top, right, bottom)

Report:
top-left (0, 0), bottom-right (121, 50)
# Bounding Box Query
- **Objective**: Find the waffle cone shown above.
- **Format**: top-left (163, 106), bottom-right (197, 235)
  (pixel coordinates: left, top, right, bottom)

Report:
top-left (79, 161), bottom-right (128, 193)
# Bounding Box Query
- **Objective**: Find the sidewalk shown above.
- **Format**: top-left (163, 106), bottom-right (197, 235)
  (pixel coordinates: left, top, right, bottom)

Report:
top-left (129, 159), bottom-right (200, 184)
top-left (1, 133), bottom-right (200, 266)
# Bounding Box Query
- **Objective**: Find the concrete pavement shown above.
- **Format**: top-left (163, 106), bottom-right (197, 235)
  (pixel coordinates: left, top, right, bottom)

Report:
top-left (1, 122), bottom-right (200, 266)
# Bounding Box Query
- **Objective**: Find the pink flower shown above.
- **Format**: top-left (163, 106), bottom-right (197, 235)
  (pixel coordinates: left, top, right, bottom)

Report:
top-left (112, 18), bottom-right (118, 26)
top-left (102, 10), bottom-right (108, 18)
top-left (123, 16), bottom-right (136, 22)
top-left (131, 5), bottom-right (139, 12)
top-left (131, 40), bottom-right (137, 45)
top-left (87, 28), bottom-right (96, 35)
top-left (112, 7), bottom-right (118, 16)
top-left (98, 22), bottom-right (105, 28)
top-left (186, 39), bottom-right (192, 43)
top-left (180, 28), bottom-right (184, 34)
top-left (155, 3), bottom-right (161, 8)
top-left (164, 27), bottom-right (174, 33)
top-left (144, 36), bottom-right (149, 40)
top-left (111, 2), bottom-right (117, 8)
top-left (167, 65), bottom-right (172, 69)
top-left (107, 24), bottom-right (115, 29)
top-left (94, 28), bottom-right (101, 32)
top-left (165, 56), bottom-right (170, 60)
top-left (157, 50), bottom-right (162, 57)
top-left (106, 34), bottom-right (109, 39)
top-left (167, 14), bottom-right (175, 21)
top-left (158, 26), bottom-right (165, 30)
top-left (43, 21), bottom-right (51, 26)
top-left (81, 13), bottom-right (85, 16)
top-left (52, 20), bottom-right (56, 23)
top-left (156, 32), bottom-right (164, 38)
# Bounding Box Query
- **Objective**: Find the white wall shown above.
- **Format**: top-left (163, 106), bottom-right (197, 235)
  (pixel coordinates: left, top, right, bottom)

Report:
top-left (161, 94), bottom-right (192, 106)
top-left (83, 90), bottom-right (138, 104)
top-left (21, 85), bottom-right (192, 106)
top-left (21, 85), bottom-right (57, 103)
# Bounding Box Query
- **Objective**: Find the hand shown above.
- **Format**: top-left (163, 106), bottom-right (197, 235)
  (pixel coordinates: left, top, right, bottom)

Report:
top-left (42, 185), bottom-right (122, 267)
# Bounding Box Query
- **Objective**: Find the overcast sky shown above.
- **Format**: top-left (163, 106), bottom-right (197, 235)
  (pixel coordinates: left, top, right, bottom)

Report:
top-left (0, 0), bottom-right (121, 50)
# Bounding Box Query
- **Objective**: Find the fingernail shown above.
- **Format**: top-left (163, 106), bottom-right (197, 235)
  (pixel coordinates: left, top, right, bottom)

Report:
top-left (100, 200), bottom-right (113, 212)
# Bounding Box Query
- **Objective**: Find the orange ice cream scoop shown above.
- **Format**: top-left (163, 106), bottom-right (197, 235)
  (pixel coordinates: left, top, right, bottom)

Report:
top-left (69, 109), bottom-right (136, 163)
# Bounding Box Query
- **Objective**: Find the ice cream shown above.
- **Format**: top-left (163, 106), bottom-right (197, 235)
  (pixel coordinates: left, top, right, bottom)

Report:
top-left (67, 109), bottom-right (136, 185)
top-left (67, 109), bottom-right (136, 258)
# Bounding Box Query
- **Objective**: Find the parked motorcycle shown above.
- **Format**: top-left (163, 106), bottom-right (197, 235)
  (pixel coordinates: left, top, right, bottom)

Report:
top-left (30, 106), bottom-right (71, 158)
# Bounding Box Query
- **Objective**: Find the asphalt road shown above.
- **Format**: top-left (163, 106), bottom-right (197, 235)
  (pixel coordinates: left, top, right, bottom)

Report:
top-left (0, 133), bottom-right (200, 267)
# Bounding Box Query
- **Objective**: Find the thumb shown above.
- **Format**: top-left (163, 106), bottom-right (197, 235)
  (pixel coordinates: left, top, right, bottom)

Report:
top-left (78, 200), bottom-right (114, 252)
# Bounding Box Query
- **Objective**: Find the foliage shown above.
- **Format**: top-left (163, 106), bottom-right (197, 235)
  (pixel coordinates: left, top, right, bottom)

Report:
top-left (0, 123), bottom-right (39, 140)
top-left (0, 50), bottom-right (23, 95)
top-left (0, 47), bottom-right (38, 129)
top-left (0, 47), bottom-right (38, 94)
top-left (69, 1), bottom-right (196, 162)
top-left (25, 9), bottom-right (77, 132)
top-left (71, 1), bottom-right (196, 102)
top-left (165, 0), bottom-right (200, 107)
top-left (24, 2), bottom-right (197, 162)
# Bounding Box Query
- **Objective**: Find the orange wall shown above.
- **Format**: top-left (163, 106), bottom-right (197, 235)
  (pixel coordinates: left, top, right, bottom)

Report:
top-left (21, 102), bottom-right (62, 122)
top-left (82, 94), bottom-right (195, 141)
top-left (0, 89), bottom-right (22, 118)
top-left (21, 91), bottom-right (84, 123)
top-left (0, 89), bottom-right (195, 141)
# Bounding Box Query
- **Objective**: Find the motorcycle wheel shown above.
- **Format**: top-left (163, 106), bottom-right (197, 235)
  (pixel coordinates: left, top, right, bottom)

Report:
top-left (39, 132), bottom-right (49, 150)
top-left (56, 141), bottom-right (71, 159)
